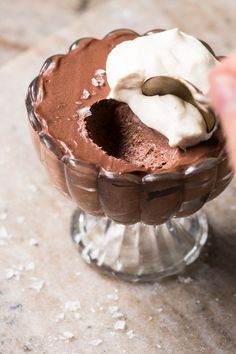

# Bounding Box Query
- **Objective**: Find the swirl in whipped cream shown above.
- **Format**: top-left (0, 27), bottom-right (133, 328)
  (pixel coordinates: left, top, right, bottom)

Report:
top-left (106, 28), bottom-right (218, 148)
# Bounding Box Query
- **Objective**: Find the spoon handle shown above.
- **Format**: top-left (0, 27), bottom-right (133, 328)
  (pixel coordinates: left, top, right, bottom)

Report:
top-left (194, 93), bottom-right (211, 107)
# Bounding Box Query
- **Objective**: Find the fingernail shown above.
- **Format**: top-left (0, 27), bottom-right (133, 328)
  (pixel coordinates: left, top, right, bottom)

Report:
top-left (211, 74), bottom-right (236, 114)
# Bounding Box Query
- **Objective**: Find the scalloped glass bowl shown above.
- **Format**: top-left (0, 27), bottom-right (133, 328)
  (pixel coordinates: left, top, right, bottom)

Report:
top-left (26, 30), bottom-right (233, 282)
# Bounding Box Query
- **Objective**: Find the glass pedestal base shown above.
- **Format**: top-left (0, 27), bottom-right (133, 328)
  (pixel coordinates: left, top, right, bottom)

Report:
top-left (71, 209), bottom-right (208, 282)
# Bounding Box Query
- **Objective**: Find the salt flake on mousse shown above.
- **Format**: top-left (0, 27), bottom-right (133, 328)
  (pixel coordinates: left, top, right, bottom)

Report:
top-left (80, 89), bottom-right (91, 100)
top-left (91, 68), bottom-right (106, 87)
top-left (77, 106), bottom-right (92, 119)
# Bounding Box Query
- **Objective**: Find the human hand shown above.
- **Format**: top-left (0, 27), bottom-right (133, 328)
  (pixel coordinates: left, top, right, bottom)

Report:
top-left (209, 53), bottom-right (236, 171)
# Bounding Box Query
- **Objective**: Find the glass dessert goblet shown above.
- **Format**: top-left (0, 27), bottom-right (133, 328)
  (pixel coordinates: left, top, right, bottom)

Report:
top-left (26, 32), bottom-right (233, 282)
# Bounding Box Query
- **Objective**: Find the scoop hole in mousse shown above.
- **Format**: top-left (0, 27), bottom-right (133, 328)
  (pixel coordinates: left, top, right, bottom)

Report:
top-left (84, 99), bottom-right (172, 170)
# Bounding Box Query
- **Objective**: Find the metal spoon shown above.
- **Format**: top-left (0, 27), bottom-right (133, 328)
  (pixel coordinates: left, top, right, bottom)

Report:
top-left (141, 76), bottom-right (215, 133)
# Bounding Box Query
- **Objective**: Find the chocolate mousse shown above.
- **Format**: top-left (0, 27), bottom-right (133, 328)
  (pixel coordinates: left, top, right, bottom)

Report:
top-left (34, 29), bottom-right (224, 174)
top-left (26, 29), bottom-right (233, 225)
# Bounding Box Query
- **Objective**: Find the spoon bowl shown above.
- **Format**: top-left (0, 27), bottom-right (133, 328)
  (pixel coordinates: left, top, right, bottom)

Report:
top-left (142, 75), bottom-right (215, 133)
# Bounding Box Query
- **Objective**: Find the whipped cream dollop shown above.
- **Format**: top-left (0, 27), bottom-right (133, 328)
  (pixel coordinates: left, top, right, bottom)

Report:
top-left (106, 29), bottom-right (218, 148)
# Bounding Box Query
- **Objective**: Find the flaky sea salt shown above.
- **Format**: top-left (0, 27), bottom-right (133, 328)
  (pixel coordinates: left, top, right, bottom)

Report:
top-left (0, 226), bottom-right (11, 245)
top-left (112, 312), bottom-right (124, 319)
top-left (61, 331), bottom-right (74, 341)
top-left (114, 320), bottom-right (126, 331)
top-left (96, 76), bottom-right (105, 86)
top-left (91, 76), bottom-right (105, 87)
top-left (108, 306), bottom-right (119, 314)
top-left (95, 69), bottom-right (106, 76)
top-left (5, 269), bottom-right (13, 280)
top-left (91, 77), bottom-right (99, 87)
top-left (29, 277), bottom-right (45, 292)
top-left (91, 68), bottom-right (106, 87)
top-left (25, 262), bottom-right (35, 271)
top-left (80, 89), bottom-right (90, 100)
top-left (5, 264), bottom-right (26, 280)
top-left (127, 330), bottom-right (135, 339)
top-left (5, 268), bottom-right (21, 280)
top-left (73, 234), bottom-right (82, 244)
top-left (64, 301), bottom-right (81, 312)
top-left (107, 293), bottom-right (119, 301)
top-left (90, 339), bottom-right (103, 346)
top-left (55, 313), bottom-right (65, 322)
top-left (77, 106), bottom-right (92, 118)
top-left (48, 335), bottom-right (58, 342)
top-left (28, 238), bottom-right (39, 246)
top-left (0, 226), bottom-right (10, 240)
top-left (178, 276), bottom-right (193, 284)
